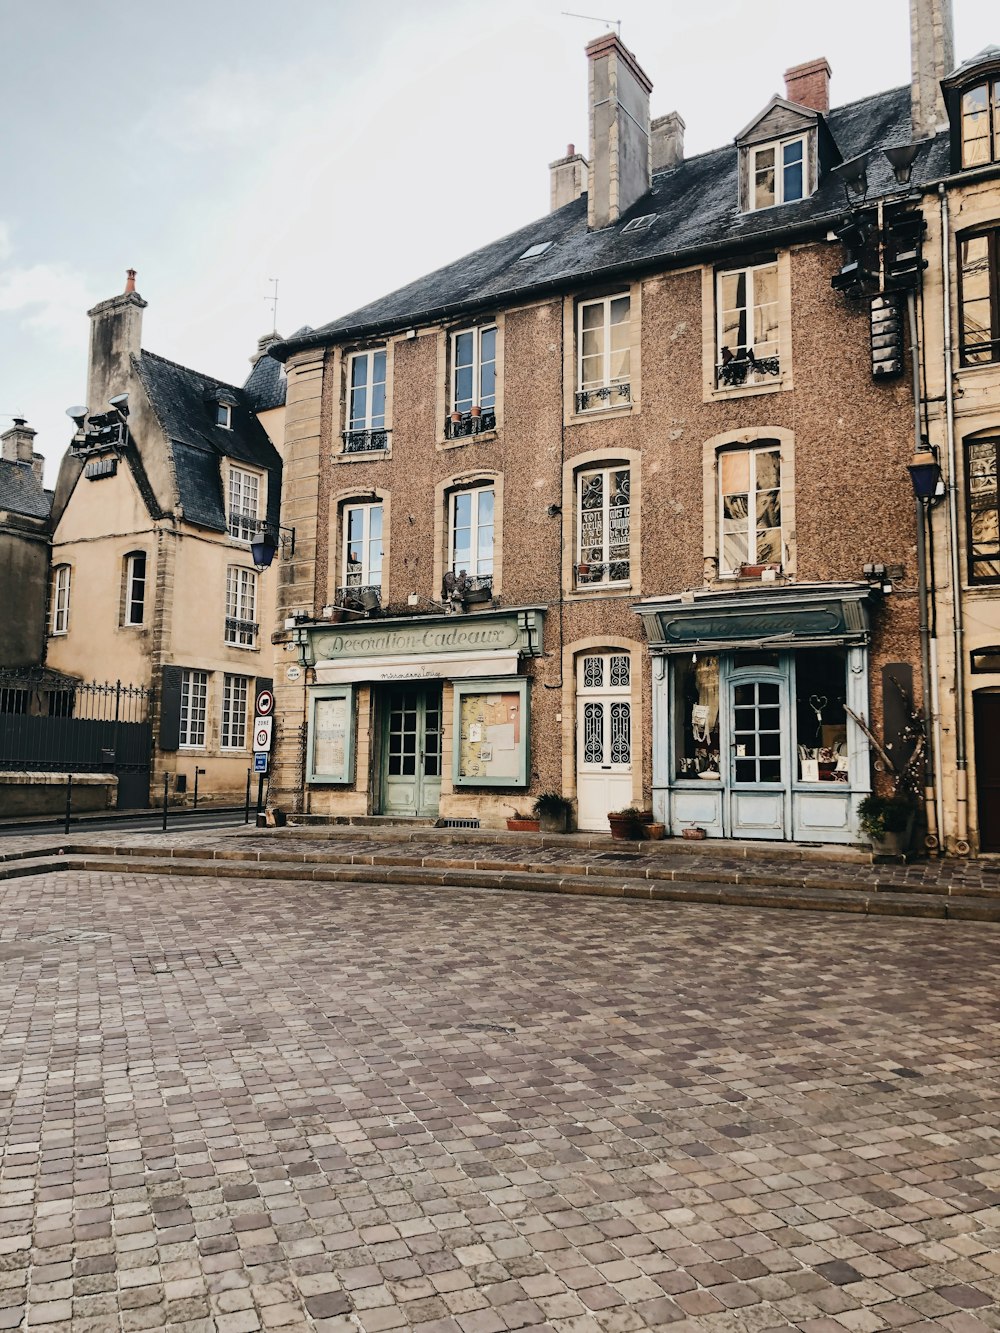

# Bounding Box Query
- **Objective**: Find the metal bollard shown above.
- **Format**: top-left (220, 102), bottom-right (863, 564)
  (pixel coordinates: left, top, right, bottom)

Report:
top-left (255, 774), bottom-right (266, 826)
top-left (244, 769), bottom-right (252, 824)
top-left (162, 773), bottom-right (169, 832)
top-left (64, 773), bottom-right (73, 836)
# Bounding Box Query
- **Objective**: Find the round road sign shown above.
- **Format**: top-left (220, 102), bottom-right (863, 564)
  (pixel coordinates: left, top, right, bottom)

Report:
top-left (255, 689), bottom-right (274, 717)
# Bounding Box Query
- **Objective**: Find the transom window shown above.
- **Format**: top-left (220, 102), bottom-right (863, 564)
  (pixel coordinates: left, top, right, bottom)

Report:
top-left (50, 565), bottom-right (71, 635)
top-left (228, 466), bottom-right (260, 542)
top-left (751, 137), bottom-right (806, 210)
top-left (967, 437), bottom-right (1000, 583)
top-left (716, 261), bottom-right (779, 387)
top-left (576, 466), bottom-right (630, 587)
top-left (452, 326), bottom-right (496, 415)
top-left (961, 78), bottom-right (1000, 168)
top-left (719, 446), bottom-right (782, 575)
top-left (578, 652), bottom-right (632, 769)
top-left (959, 228), bottom-right (1000, 366)
top-left (123, 551), bottom-right (147, 627)
top-left (225, 566), bottom-right (258, 647)
top-left (450, 487), bottom-right (494, 583)
top-left (221, 674), bottom-right (250, 750)
top-left (342, 502), bottom-right (383, 589)
top-left (576, 295), bottom-right (631, 411)
top-left (179, 670), bottom-right (208, 748)
top-left (345, 349), bottom-right (387, 450)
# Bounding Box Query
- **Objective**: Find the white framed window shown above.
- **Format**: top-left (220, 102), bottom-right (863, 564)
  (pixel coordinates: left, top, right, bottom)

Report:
top-left (216, 402), bottom-right (232, 429)
top-left (576, 294), bottom-right (631, 411)
top-left (225, 566), bottom-right (258, 647)
top-left (50, 565), bottom-right (71, 635)
top-left (179, 670), bottom-right (208, 749)
top-left (451, 326), bottom-right (497, 415)
top-left (342, 502), bottom-right (383, 588)
top-left (123, 551), bottom-right (147, 627)
top-left (719, 445), bottom-right (782, 575)
top-left (751, 137), bottom-right (806, 210)
top-left (716, 262), bottom-right (780, 387)
top-left (228, 466), bottom-right (260, 542)
top-left (221, 674), bottom-right (250, 750)
top-left (578, 652), bottom-right (632, 767)
top-left (576, 466), bottom-right (630, 587)
top-left (347, 349), bottom-right (387, 433)
top-left (450, 486), bottom-right (494, 580)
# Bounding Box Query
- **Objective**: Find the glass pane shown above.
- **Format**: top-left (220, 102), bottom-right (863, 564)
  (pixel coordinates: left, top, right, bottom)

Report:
top-left (758, 707), bottom-right (781, 731)
top-left (369, 505), bottom-right (383, 539)
top-left (673, 654), bottom-right (720, 778)
top-left (455, 331), bottom-right (474, 367)
top-left (478, 489), bottom-right (494, 524)
top-left (372, 350), bottom-right (386, 385)
top-left (455, 364), bottom-right (474, 411)
top-left (759, 683), bottom-right (779, 704)
top-left (584, 701), bottom-right (604, 764)
top-left (582, 303), bottom-right (603, 330)
top-left (756, 528), bottom-right (782, 564)
top-left (609, 346), bottom-right (630, 381)
top-left (735, 760), bottom-right (756, 782)
top-left (480, 360), bottom-right (496, 408)
top-left (723, 531), bottom-right (748, 569)
top-left (349, 384), bottom-right (367, 430)
top-left (583, 657), bottom-right (603, 689)
top-left (370, 379), bottom-right (385, 428)
top-left (759, 760), bottom-right (781, 782)
top-left (610, 296), bottom-right (630, 325)
top-left (782, 140), bottom-right (804, 201)
top-left (721, 451), bottom-right (750, 493)
top-left (734, 684), bottom-right (754, 705)
top-left (755, 450), bottom-right (780, 490)
top-left (351, 356), bottom-right (368, 389)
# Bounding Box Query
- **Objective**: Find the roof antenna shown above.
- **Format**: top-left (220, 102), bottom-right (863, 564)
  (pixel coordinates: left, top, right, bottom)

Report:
top-left (266, 278), bottom-right (279, 333)
top-left (561, 10), bottom-right (622, 35)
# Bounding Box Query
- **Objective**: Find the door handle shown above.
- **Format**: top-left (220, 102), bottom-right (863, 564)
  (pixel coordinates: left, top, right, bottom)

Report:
top-left (601, 765), bottom-right (612, 770)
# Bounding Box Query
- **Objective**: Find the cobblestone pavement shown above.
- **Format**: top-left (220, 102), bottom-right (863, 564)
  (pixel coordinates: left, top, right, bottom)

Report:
top-left (3, 869), bottom-right (1000, 1332)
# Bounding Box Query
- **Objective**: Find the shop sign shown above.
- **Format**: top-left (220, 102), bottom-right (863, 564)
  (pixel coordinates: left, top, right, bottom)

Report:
top-left (312, 618), bottom-right (521, 661)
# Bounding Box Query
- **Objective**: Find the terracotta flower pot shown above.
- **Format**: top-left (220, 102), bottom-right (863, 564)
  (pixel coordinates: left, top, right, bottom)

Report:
top-left (506, 817), bottom-right (540, 832)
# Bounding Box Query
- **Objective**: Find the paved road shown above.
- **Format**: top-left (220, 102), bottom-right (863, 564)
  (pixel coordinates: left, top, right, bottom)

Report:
top-left (1, 868), bottom-right (999, 1331)
top-left (0, 809), bottom-right (249, 840)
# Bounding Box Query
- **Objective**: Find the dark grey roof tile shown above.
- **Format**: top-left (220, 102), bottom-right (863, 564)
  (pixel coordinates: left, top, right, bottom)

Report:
top-left (0, 460), bottom-right (51, 520)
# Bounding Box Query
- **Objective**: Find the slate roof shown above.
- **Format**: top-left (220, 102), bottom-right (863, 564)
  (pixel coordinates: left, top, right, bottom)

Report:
top-left (0, 459), bottom-right (51, 521)
top-left (134, 350), bottom-right (282, 533)
top-left (242, 326), bottom-right (311, 410)
top-left (272, 84), bottom-right (950, 360)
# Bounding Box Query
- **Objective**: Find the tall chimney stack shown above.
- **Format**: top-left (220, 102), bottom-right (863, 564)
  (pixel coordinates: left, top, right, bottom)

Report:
top-left (910, 0), bottom-right (954, 137)
top-left (86, 270), bottom-right (147, 414)
top-left (549, 143), bottom-right (589, 211)
top-left (784, 58), bottom-right (832, 113)
top-left (651, 112), bottom-right (685, 172)
top-left (586, 32), bottom-right (653, 230)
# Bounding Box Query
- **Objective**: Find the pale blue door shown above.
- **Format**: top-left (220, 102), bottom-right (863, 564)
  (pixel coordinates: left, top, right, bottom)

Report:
top-left (727, 670), bottom-right (790, 839)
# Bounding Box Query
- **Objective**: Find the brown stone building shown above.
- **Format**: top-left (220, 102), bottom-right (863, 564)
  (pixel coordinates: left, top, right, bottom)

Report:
top-left (265, 14), bottom-right (961, 843)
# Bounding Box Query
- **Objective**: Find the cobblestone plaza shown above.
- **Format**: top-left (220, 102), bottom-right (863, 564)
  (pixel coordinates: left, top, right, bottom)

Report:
top-left (2, 865), bottom-right (1000, 1331)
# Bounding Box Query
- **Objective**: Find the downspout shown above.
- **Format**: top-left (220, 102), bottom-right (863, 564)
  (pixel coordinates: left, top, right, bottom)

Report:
top-left (907, 290), bottom-right (939, 854)
top-left (939, 183), bottom-right (970, 853)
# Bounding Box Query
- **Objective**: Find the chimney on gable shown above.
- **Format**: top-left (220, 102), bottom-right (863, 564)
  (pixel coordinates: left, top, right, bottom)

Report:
top-left (784, 58), bottom-right (832, 113)
top-left (549, 143), bottom-right (588, 211)
top-left (651, 112), bottom-right (685, 171)
top-left (0, 418), bottom-right (44, 486)
top-left (86, 270), bottom-right (147, 416)
top-left (586, 32), bottom-right (653, 230)
top-left (910, 0), bottom-right (954, 137)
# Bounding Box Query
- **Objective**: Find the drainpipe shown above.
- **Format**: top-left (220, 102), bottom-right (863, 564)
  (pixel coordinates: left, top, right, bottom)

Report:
top-left (907, 290), bottom-right (939, 855)
top-left (939, 184), bottom-right (970, 853)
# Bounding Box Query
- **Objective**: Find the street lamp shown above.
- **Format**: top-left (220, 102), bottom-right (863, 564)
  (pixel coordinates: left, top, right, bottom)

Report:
top-left (907, 450), bottom-right (943, 500)
top-left (251, 522), bottom-right (296, 570)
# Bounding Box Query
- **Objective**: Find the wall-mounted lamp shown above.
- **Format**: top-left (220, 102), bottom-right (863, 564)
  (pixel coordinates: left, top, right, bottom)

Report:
top-left (883, 142), bottom-right (922, 186)
top-left (546, 503), bottom-right (562, 517)
top-left (831, 152), bottom-right (871, 199)
top-left (251, 521), bottom-right (296, 570)
top-left (907, 449), bottom-right (943, 500)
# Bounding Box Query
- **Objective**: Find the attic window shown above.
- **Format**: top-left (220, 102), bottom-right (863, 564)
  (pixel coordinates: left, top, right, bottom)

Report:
top-left (750, 136), bottom-right (807, 210)
top-left (519, 241), bottom-right (552, 259)
top-left (216, 402), bottom-right (233, 429)
top-left (622, 215), bottom-right (655, 233)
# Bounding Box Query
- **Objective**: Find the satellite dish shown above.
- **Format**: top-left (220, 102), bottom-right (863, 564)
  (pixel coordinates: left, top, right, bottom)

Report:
top-left (65, 405), bottom-right (88, 427)
top-left (109, 393), bottom-right (129, 416)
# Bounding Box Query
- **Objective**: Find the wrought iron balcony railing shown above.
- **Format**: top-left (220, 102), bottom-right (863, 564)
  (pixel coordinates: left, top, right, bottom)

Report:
top-left (445, 409), bottom-right (496, 439)
top-left (336, 585), bottom-right (382, 613)
top-left (342, 428), bottom-right (391, 453)
top-left (228, 509), bottom-right (260, 541)
top-left (224, 617), bottom-right (259, 646)
top-left (575, 382), bottom-right (631, 413)
top-left (716, 350), bottom-right (781, 388)
top-left (575, 560), bottom-right (630, 587)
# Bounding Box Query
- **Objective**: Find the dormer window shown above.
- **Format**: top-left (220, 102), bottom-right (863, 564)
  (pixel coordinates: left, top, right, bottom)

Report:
top-left (216, 402), bottom-right (232, 429)
top-left (960, 78), bottom-right (999, 167)
top-left (751, 137), bottom-right (806, 210)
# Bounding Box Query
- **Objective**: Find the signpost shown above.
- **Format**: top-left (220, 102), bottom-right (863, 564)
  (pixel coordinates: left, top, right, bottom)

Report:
top-left (254, 752), bottom-right (268, 774)
top-left (253, 717), bottom-right (273, 751)
top-left (253, 691), bottom-right (275, 824)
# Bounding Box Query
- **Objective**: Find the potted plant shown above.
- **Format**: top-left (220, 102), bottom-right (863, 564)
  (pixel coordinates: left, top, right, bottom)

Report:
top-left (506, 809), bottom-right (540, 833)
top-left (470, 404), bottom-right (482, 419)
top-left (532, 791), bottom-right (573, 833)
top-left (858, 793), bottom-right (915, 856)
top-left (608, 806), bottom-right (645, 840)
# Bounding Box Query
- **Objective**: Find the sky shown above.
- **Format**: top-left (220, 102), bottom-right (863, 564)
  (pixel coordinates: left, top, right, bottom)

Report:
top-left (1, 0), bottom-right (997, 483)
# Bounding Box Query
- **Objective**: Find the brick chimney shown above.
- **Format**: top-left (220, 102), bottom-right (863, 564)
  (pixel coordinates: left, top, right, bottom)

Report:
top-left (0, 418), bottom-right (44, 484)
top-left (784, 58), bottom-right (832, 113)
top-left (651, 111), bottom-right (685, 171)
top-left (86, 269), bottom-right (147, 415)
top-left (549, 143), bottom-right (588, 211)
top-left (910, 0), bottom-right (954, 137)
top-left (586, 32), bottom-right (653, 230)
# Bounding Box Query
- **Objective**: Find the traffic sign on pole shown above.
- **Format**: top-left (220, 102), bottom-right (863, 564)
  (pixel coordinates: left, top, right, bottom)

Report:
top-left (255, 689), bottom-right (274, 717)
top-left (254, 717), bottom-right (274, 750)
top-left (253, 752), bottom-right (269, 774)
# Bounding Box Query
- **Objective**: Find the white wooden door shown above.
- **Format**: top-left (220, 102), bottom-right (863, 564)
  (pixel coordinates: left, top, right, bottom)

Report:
top-left (576, 652), bottom-right (633, 831)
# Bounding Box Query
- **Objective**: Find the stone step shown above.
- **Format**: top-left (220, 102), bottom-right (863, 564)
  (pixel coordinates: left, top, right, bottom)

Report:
top-left (0, 855), bottom-right (70, 881)
top-left (59, 853), bottom-right (1000, 923)
top-left (60, 841), bottom-right (1000, 901)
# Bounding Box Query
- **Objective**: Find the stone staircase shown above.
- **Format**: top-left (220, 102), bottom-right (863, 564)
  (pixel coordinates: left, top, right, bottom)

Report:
top-left (3, 831), bottom-right (1000, 923)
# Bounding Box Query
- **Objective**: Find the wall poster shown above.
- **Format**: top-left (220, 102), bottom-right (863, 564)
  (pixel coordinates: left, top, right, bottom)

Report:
top-left (307, 686), bottom-right (356, 784)
top-left (453, 677), bottom-right (529, 788)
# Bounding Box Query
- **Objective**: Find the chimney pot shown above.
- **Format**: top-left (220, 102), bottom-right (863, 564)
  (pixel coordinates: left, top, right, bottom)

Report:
top-left (784, 57), bottom-right (832, 112)
top-left (1, 416), bottom-right (37, 466)
top-left (651, 111), bottom-right (685, 171)
top-left (125, 268), bottom-right (137, 293)
top-left (549, 145), bottom-right (589, 212)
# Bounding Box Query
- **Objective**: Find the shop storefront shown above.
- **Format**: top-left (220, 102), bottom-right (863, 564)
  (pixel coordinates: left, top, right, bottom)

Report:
top-left (294, 608), bottom-right (544, 818)
top-left (636, 584), bottom-right (876, 843)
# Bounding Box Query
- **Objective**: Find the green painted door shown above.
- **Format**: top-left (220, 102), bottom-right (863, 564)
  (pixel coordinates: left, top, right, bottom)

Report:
top-left (380, 686), bottom-right (442, 817)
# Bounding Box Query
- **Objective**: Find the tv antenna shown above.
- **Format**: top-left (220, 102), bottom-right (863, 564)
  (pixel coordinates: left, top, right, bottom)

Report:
top-left (266, 278), bottom-right (279, 332)
top-left (562, 10), bottom-right (621, 35)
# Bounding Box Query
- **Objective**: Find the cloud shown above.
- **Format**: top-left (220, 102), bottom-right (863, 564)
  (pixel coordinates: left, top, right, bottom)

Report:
top-left (0, 262), bottom-right (95, 346)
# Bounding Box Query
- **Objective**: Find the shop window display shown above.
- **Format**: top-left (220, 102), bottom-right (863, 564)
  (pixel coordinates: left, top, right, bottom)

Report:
top-left (795, 649), bottom-right (848, 782)
top-left (675, 654), bottom-right (720, 779)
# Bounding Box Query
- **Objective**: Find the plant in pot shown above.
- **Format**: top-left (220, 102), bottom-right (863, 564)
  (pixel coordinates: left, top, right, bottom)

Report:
top-left (608, 806), bottom-right (645, 840)
top-left (506, 808), bottom-right (540, 833)
top-left (532, 791), bottom-right (573, 833)
top-left (858, 793), bottom-right (915, 857)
